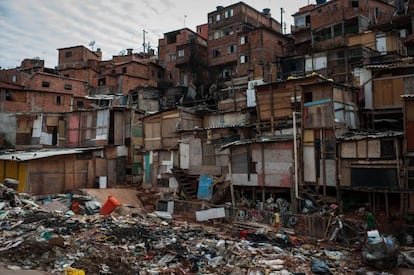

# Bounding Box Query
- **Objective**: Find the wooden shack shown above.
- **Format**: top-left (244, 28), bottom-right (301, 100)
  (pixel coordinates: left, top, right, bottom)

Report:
top-left (402, 95), bottom-right (414, 214)
top-left (142, 109), bottom-right (202, 187)
top-left (337, 131), bottom-right (404, 217)
top-left (0, 148), bottom-right (105, 195)
top-left (300, 80), bottom-right (359, 198)
top-left (222, 137), bottom-right (294, 204)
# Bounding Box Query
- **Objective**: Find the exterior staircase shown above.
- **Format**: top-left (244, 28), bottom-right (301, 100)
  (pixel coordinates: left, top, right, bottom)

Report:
top-left (406, 155), bottom-right (414, 189)
top-left (300, 184), bottom-right (337, 207)
top-left (172, 168), bottom-right (198, 200)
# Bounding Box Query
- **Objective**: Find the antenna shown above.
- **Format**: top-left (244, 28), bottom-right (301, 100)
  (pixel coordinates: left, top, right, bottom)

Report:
top-left (184, 14), bottom-right (187, 27)
top-left (89, 40), bottom-right (96, 50)
top-left (142, 30), bottom-right (148, 54)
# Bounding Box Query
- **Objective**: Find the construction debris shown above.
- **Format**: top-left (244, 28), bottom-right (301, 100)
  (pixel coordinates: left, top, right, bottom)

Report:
top-left (0, 183), bottom-right (413, 274)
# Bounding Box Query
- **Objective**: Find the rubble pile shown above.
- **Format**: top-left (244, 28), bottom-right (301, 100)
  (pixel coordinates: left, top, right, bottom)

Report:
top-left (0, 184), bottom-right (412, 274)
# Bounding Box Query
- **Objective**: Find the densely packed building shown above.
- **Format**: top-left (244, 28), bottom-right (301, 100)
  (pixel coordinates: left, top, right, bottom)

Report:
top-left (1, 0), bottom-right (414, 220)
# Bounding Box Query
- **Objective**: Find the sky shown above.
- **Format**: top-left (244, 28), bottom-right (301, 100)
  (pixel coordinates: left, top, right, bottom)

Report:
top-left (0, 0), bottom-right (311, 69)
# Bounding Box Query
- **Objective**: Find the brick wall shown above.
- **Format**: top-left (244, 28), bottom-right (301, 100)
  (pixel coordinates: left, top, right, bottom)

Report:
top-left (26, 73), bottom-right (87, 97)
top-left (58, 46), bottom-right (101, 67)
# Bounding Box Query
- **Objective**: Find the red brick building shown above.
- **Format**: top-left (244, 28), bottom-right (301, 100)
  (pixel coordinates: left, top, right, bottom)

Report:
top-left (292, 0), bottom-right (395, 51)
top-left (196, 23), bottom-right (209, 40)
top-left (22, 72), bottom-right (88, 112)
top-left (57, 45), bottom-right (102, 86)
top-left (58, 46), bottom-right (163, 95)
top-left (158, 28), bottom-right (208, 87)
top-left (0, 58), bottom-right (53, 86)
top-left (0, 81), bottom-right (27, 113)
top-left (207, 2), bottom-right (288, 83)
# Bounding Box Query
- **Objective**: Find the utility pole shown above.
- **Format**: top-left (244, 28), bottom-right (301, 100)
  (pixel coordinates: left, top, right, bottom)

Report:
top-left (143, 29), bottom-right (148, 54)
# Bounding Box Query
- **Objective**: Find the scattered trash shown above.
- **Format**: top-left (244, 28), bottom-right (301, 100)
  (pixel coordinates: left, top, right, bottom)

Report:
top-left (196, 207), bottom-right (225, 221)
top-left (100, 195), bottom-right (121, 215)
top-left (0, 184), bottom-right (383, 273)
top-left (311, 259), bottom-right (332, 274)
top-left (399, 250), bottom-right (414, 268)
top-left (362, 235), bottom-right (399, 269)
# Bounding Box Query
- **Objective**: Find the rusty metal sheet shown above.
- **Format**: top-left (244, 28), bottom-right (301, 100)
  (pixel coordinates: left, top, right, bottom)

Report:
top-left (341, 142), bottom-right (357, 158)
top-left (407, 122), bottom-right (414, 151)
top-left (304, 145), bottom-right (316, 182)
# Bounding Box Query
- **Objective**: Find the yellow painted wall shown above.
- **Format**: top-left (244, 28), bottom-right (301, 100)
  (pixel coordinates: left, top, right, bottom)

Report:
top-left (0, 160), bottom-right (27, 192)
top-left (17, 162), bottom-right (27, 192)
top-left (0, 161), bottom-right (4, 180)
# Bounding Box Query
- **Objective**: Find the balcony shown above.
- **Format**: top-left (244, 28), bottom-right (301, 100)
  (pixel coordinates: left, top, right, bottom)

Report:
top-left (89, 85), bottom-right (119, 95)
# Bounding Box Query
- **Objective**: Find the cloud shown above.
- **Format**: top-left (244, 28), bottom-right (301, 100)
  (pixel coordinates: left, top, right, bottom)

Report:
top-left (0, 0), bottom-right (307, 69)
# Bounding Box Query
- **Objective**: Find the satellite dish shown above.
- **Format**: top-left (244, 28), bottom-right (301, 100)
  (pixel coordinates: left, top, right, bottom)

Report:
top-left (89, 41), bottom-right (96, 50)
top-left (119, 50), bottom-right (126, 56)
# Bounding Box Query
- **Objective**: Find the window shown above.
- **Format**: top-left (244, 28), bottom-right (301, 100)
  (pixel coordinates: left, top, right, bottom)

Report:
top-left (178, 49), bottom-right (185, 57)
top-left (227, 44), bottom-right (237, 54)
top-left (374, 7), bottom-right (380, 18)
top-left (169, 54), bottom-right (176, 62)
top-left (295, 16), bottom-right (305, 27)
top-left (77, 100), bottom-right (84, 108)
top-left (122, 67), bottom-right (127, 73)
top-left (222, 69), bottom-right (231, 78)
top-left (216, 14), bottom-right (221, 21)
top-left (314, 27), bottom-right (332, 42)
top-left (5, 90), bottom-right (11, 101)
top-left (111, 69), bottom-right (115, 74)
top-left (304, 92), bottom-right (313, 103)
top-left (240, 55), bottom-right (248, 64)
top-left (214, 31), bottom-right (222, 39)
top-left (325, 139), bottom-right (335, 160)
top-left (64, 84), bottom-right (72, 90)
top-left (98, 78), bottom-right (106, 86)
top-left (12, 75), bottom-right (16, 83)
top-left (208, 16), bottom-right (213, 24)
top-left (224, 9), bottom-right (233, 18)
top-left (224, 28), bottom-right (234, 36)
top-left (240, 36), bottom-right (247, 45)
top-left (351, 0), bottom-right (359, 8)
top-left (55, 95), bottom-right (62, 105)
top-left (65, 51), bottom-right (72, 58)
top-left (381, 140), bottom-right (396, 158)
top-left (333, 23), bottom-right (343, 37)
top-left (213, 49), bottom-right (220, 57)
top-left (42, 81), bottom-right (50, 87)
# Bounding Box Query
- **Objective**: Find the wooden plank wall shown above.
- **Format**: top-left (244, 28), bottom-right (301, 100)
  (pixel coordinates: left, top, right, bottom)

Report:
top-left (405, 100), bottom-right (414, 151)
top-left (373, 77), bottom-right (403, 108)
top-left (256, 85), bottom-right (291, 121)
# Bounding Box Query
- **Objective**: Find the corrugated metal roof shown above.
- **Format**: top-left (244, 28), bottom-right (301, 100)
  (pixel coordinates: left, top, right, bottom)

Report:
top-left (85, 94), bottom-right (123, 100)
top-left (177, 124), bottom-right (248, 132)
top-left (221, 135), bottom-right (293, 150)
top-left (0, 148), bottom-right (100, 162)
top-left (337, 130), bottom-right (403, 141)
